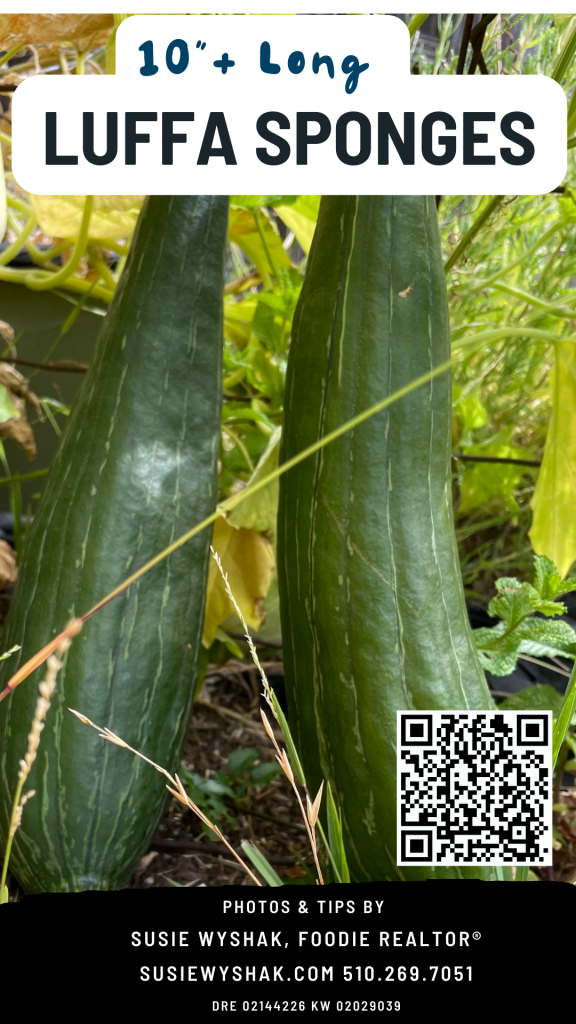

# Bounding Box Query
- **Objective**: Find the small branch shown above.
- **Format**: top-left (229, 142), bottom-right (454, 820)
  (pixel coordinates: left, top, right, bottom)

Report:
top-left (149, 836), bottom-right (305, 866)
top-left (452, 453), bottom-right (541, 467)
top-left (2, 357), bottom-right (88, 373)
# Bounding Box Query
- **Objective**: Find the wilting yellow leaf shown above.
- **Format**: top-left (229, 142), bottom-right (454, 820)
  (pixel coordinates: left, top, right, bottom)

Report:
top-left (274, 205), bottom-right (316, 254)
top-left (530, 343), bottom-right (576, 577)
top-left (30, 195), bottom-right (144, 240)
top-left (228, 427), bottom-right (281, 532)
top-left (202, 517), bottom-right (275, 648)
top-left (0, 14), bottom-right (113, 51)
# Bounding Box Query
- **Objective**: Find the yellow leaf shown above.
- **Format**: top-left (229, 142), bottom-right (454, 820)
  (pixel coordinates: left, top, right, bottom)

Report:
top-left (0, 14), bottom-right (113, 51)
top-left (30, 195), bottom-right (144, 240)
top-left (530, 343), bottom-right (576, 577)
top-left (274, 206), bottom-right (316, 254)
top-left (228, 427), bottom-right (281, 532)
top-left (202, 517), bottom-right (275, 648)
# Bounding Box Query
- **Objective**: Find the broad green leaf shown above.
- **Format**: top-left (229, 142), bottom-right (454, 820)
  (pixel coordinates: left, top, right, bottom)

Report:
top-left (30, 194), bottom-right (143, 239)
top-left (228, 427), bottom-right (281, 532)
top-left (531, 342), bottom-right (576, 577)
top-left (499, 685), bottom-right (565, 716)
top-left (229, 207), bottom-right (290, 282)
top-left (227, 747), bottom-right (258, 776)
top-left (250, 761), bottom-right (281, 785)
top-left (291, 195), bottom-right (321, 221)
top-left (241, 841), bottom-right (284, 887)
top-left (459, 441), bottom-right (532, 513)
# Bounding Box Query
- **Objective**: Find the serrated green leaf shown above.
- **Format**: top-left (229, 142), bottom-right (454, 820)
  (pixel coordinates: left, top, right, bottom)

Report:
top-left (488, 580), bottom-right (538, 629)
top-left (498, 684), bottom-right (565, 716)
top-left (477, 645), bottom-right (521, 676)
top-left (533, 554), bottom-right (576, 602)
top-left (516, 617), bottom-right (576, 659)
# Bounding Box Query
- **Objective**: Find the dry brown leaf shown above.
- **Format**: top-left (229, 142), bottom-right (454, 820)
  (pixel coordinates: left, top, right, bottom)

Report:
top-left (0, 14), bottom-right (113, 52)
top-left (0, 363), bottom-right (42, 418)
top-left (0, 322), bottom-right (14, 347)
top-left (0, 413), bottom-right (36, 459)
top-left (0, 540), bottom-right (17, 589)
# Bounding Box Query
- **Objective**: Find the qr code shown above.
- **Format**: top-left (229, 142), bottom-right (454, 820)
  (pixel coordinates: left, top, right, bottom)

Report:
top-left (397, 711), bottom-right (552, 865)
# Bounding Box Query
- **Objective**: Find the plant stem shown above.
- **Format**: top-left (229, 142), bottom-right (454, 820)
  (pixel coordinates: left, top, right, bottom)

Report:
top-left (444, 196), bottom-right (505, 273)
top-left (407, 14), bottom-right (430, 37)
top-left (0, 469), bottom-right (49, 486)
top-left (553, 660), bottom-right (576, 769)
top-left (0, 774), bottom-right (24, 895)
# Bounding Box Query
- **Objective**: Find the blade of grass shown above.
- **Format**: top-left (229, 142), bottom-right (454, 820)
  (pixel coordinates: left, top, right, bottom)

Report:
top-left (241, 841), bottom-right (284, 887)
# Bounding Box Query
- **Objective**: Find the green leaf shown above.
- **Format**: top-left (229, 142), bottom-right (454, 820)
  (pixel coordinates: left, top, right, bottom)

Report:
top-left (0, 384), bottom-right (20, 425)
top-left (227, 747), bottom-right (259, 776)
top-left (453, 387), bottom-right (488, 430)
top-left (231, 196), bottom-right (298, 211)
top-left (250, 761), bottom-right (282, 786)
top-left (553, 662), bottom-right (576, 768)
top-left (229, 207), bottom-right (290, 282)
top-left (271, 690), bottom-right (306, 786)
top-left (498, 684), bottom-right (565, 716)
top-left (533, 554), bottom-right (576, 602)
top-left (275, 204), bottom-right (317, 255)
top-left (531, 342), bottom-right (576, 577)
top-left (241, 841), bottom-right (284, 887)
top-left (488, 578), bottom-right (538, 629)
top-left (326, 782), bottom-right (351, 884)
top-left (515, 618), bottom-right (576, 660)
top-left (0, 884), bottom-right (8, 904)
top-left (459, 442), bottom-right (532, 513)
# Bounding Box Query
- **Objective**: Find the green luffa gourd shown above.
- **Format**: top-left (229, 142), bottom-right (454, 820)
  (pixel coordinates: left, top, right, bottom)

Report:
top-left (278, 195), bottom-right (497, 881)
top-left (0, 195), bottom-right (228, 892)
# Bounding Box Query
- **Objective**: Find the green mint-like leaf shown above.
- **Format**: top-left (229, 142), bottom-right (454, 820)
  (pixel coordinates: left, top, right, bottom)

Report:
top-left (498, 684), bottom-right (565, 715)
top-left (533, 554), bottom-right (576, 601)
